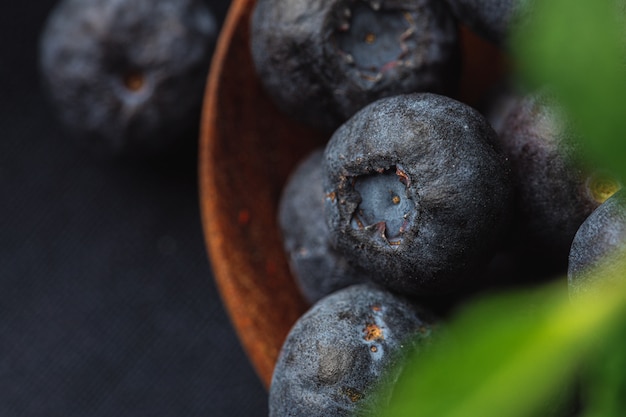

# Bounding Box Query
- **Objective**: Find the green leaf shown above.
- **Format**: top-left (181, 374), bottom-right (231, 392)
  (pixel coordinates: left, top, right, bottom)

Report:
top-left (579, 305), bottom-right (626, 417)
top-left (511, 0), bottom-right (626, 182)
top-left (379, 267), bottom-right (626, 417)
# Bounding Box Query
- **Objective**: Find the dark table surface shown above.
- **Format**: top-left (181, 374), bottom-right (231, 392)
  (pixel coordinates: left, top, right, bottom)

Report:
top-left (1, 1), bottom-right (268, 416)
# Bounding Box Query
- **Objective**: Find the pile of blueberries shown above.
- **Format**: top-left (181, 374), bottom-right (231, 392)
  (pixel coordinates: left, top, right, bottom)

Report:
top-left (38, 0), bottom-right (626, 414)
top-left (251, 0), bottom-right (626, 416)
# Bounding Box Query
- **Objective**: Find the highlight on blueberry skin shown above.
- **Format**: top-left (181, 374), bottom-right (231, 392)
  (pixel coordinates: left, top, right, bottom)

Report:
top-left (250, 0), bottom-right (461, 133)
top-left (278, 148), bottom-right (369, 304)
top-left (323, 92), bottom-right (513, 296)
top-left (269, 283), bottom-right (436, 417)
top-left (568, 189), bottom-right (626, 300)
top-left (39, 0), bottom-right (218, 157)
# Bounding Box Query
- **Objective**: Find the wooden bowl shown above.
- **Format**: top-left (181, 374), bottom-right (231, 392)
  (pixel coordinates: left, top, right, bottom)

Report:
top-left (199, 0), bottom-right (507, 389)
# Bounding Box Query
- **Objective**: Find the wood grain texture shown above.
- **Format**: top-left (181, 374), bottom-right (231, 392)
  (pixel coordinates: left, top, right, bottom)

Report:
top-left (199, 0), bottom-right (506, 389)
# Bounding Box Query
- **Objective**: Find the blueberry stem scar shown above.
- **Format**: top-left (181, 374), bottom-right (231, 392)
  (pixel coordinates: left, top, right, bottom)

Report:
top-left (123, 71), bottom-right (145, 92)
top-left (351, 166), bottom-right (413, 245)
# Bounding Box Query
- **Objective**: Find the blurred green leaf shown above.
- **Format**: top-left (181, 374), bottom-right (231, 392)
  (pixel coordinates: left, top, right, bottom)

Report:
top-left (379, 277), bottom-right (625, 417)
top-left (511, 0), bottom-right (626, 181)
top-left (579, 310), bottom-right (626, 417)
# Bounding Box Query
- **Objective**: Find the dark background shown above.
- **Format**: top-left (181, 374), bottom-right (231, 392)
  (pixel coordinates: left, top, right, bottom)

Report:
top-left (0, 0), bottom-right (268, 416)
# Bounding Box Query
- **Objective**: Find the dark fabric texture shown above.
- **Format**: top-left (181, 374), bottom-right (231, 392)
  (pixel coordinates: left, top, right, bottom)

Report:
top-left (0, 1), bottom-right (268, 416)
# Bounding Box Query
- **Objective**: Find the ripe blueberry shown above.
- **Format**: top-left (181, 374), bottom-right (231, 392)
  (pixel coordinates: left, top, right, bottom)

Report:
top-left (250, 0), bottom-right (461, 133)
top-left (39, 0), bottom-right (218, 157)
top-left (568, 189), bottom-right (626, 299)
top-left (492, 88), bottom-right (621, 271)
top-left (269, 283), bottom-right (436, 417)
top-left (323, 92), bottom-right (513, 296)
top-left (278, 149), bottom-right (368, 304)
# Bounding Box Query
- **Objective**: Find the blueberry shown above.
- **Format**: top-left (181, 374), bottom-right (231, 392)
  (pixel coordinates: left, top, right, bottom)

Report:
top-left (323, 92), bottom-right (513, 295)
top-left (250, 0), bottom-right (461, 133)
top-left (278, 149), bottom-right (369, 304)
top-left (568, 189), bottom-right (626, 299)
top-left (269, 283), bottom-right (436, 417)
top-left (39, 0), bottom-right (218, 158)
top-left (492, 88), bottom-right (621, 271)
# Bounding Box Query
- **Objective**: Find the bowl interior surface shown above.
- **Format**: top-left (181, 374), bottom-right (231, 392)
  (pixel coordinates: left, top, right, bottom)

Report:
top-left (199, 0), bottom-right (506, 389)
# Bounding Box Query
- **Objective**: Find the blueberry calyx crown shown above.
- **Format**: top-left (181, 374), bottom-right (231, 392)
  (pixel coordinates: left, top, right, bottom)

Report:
top-left (332, 0), bottom-right (419, 85)
top-left (350, 165), bottom-right (415, 245)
